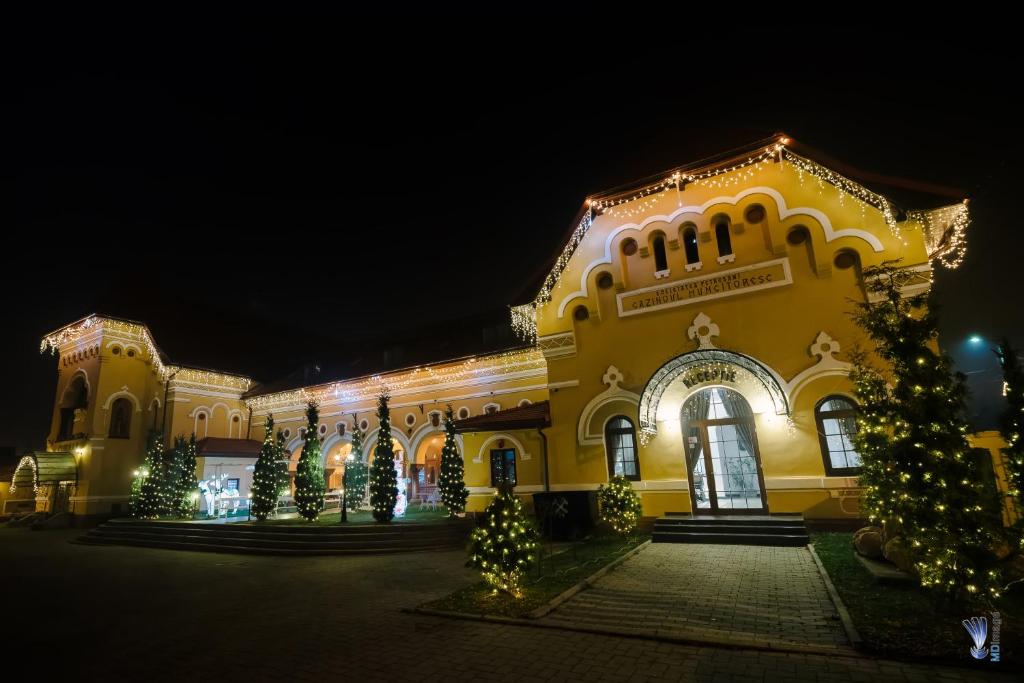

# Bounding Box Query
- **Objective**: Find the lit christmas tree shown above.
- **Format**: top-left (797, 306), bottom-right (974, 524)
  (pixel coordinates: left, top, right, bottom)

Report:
top-left (996, 339), bottom-right (1024, 545)
top-left (294, 402), bottom-right (326, 522)
top-left (850, 262), bottom-right (1004, 600)
top-left (343, 417), bottom-right (368, 511)
top-left (468, 481), bottom-right (539, 597)
top-left (597, 475), bottom-right (642, 535)
top-left (251, 415), bottom-right (280, 521)
top-left (133, 430), bottom-right (166, 519)
top-left (438, 404), bottom-right (468, 517)
top-left (274, 430), bottom-right (291, 497)
top-left (172, 433), bottom-right (198, 518)
top-left (369, 391), bottom-right (398, 522)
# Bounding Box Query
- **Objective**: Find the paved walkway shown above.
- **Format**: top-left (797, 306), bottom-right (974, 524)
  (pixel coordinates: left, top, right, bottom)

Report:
top-left (543, 543), bottom-right (847, 650)
top-left (0, 529), bottom-right (1009, 681)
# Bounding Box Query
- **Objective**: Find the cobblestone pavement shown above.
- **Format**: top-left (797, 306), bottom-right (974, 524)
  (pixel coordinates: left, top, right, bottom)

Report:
top-left (543, 544), bottom-right (847, 649)
top-left (0, 529), bottom-right (1009, 682)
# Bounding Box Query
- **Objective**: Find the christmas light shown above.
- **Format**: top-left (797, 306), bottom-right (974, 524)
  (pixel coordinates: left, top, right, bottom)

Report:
top-left (368, 391), bottom-right (399, 522)
top-left (468, 482), bottom-right (539, 598)
top-left (597, 475), bottom-right (643, 535)
top-left (438, 405), bottom-right (469, 517)
top-left (294, 402), bottom-right (326, 521)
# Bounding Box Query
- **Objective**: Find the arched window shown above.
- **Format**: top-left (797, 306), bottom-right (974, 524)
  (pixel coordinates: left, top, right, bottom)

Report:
top-left (605, 416), bottom-right (640, 481)
top-left (653, 235), bottom-right (668, 272)
top-left (815, 396), bottom-right (862, 475)
top-left (58, 375), bottom-right (89, 441)
top-left (715, 221), bottom-right (733, 257)
top-left (109, 398), bottom-right (132, 439)
top-left (683, 226), bottom-right (700, 264)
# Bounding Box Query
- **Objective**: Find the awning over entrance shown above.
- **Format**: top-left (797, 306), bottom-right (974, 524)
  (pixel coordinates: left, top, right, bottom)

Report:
top-left (10, 451), bottom-right (77, 493)
top-left (638, 349), bottom-right (789, 435)
top-left (452, 400), bottom-right (551, 433)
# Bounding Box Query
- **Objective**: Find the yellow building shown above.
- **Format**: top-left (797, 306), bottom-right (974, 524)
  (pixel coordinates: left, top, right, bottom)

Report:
top-left (21, 136), bottom-right (972, 525)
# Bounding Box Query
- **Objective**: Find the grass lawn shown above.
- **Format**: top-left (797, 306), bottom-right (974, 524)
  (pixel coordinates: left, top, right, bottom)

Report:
top-left (420, 534), bottom-right (648, 619)
top-left (812, 532), bottom-right (1022, 664)
top-left (256, 507), bottom-right (455, 525)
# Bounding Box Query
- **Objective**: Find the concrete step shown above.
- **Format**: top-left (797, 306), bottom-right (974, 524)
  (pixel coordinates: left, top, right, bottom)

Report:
top-left (75, 535), bottom-right (461, 556)
top-left (652, 531), bottom-right (808, 547)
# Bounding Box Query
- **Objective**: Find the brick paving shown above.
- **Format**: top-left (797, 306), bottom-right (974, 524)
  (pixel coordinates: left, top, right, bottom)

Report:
top-left (0, 529), bottom-right (1010, 681)
top-left (543, 543), bottom-right (847, 649)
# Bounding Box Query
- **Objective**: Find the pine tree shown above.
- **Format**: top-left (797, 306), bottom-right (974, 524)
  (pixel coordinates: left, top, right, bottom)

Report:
top-left (274, 430), bottom-right (291, 497)
top-left (369, 391), bottom-right (398, 522)
top-left (171, 433), bottom-right (199, 518)
top-left (996, 339), bottom-right (1024, 544)
top-left (850, 261), bottom-right (1004, 600)
top-left (294, 402), bottom-right (326, 522)
top-left (343, 417), bottom-right (368, 511)
top-left (468, 481), bottom-right (539, 597)
top-left (133, 430), bottom-right (166, 519)
top-left (438, 404), bottom-right (468, 517)
top-left (251, 415), bottom-right (281, 521)
top-left (597, 475), bottom-right (643, 535)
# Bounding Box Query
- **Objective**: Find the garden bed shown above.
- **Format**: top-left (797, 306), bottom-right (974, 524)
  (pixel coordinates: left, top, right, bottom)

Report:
top-left (812, 531), bottom-right (1021, 664)
top-left (419, 533), bottom-right (649, 619)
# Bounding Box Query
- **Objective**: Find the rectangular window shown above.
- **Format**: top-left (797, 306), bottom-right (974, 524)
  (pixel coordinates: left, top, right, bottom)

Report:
top-left (489, 449), bottom-right (517, 487)
top-left (226, 478), bottom-right (240, 492)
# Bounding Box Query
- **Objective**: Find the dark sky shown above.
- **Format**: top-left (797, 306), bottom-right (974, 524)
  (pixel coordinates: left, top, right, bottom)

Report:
top-left (6, 19), bottom-right (1022, 451)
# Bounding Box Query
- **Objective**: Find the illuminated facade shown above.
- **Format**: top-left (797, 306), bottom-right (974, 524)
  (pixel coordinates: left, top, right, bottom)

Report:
top-left (20, 136), bottom-right (973, 522)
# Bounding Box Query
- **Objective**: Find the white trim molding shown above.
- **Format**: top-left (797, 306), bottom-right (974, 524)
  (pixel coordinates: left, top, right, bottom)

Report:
top-left (578, 365), bottom-right (641, 446)
top-left (557, 186), bottom-right (886, 318)
top-left (474, 433), bottom-right (531, 464)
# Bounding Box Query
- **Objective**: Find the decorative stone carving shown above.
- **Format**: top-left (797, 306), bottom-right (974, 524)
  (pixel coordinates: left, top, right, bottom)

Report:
top-left (687, 312), bottom-right (719, 350)
top-left (577, 364), bottom-right (641, 446)
top-left (810, 331), bottom-right (840, 362)
top-left (602, 365), bottom-right (625, 389)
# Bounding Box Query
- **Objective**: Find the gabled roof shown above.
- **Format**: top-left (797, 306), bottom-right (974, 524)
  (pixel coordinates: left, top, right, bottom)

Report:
top-left (512, 133), bottom-right (971, 310)
top-left (452, 400), bottom-right (551, 433)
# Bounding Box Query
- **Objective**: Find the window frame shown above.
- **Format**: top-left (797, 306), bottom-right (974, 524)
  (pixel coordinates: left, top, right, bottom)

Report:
top-left (604, 415), bottom-right (641, 481)
top-left (108, 397), bottom-right (133, 439)
top-left (682, 226), bottom-right (700, 264)
top-left (652, 235), bottom-right (669, 272)
top-left (714, 221), bottom-right (733, 256)
top-left (489, 448), bottom-right (517, 488)
top-left (814, 395), bottom-right (862, 476)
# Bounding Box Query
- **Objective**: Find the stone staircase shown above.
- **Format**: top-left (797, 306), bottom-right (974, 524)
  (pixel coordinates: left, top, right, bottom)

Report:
top-left (76, 518), bottom-right (472, 555)
top-left (652, 514), bottom-right (809, 547)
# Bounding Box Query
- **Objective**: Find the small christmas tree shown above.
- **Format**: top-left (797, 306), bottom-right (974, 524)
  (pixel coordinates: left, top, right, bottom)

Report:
top-left (133, 430), bottom-right (166, 519)
top-left (438, 404), bottom-right (468, 517)
top-left (997, 339), bottom-right (1024, 544)
top-left (850, 261), bottom-right (1004, 600)
top-left (343, 417), bottom-right (368, 511)
top-left (597, 475), bottom-right (643, 535)
top-left (274, 430), bottom-right (291, 497)
top-left (468, 481), bottom-right (539, 597)
top-left (369, 391), bottom-right (398, 522)
top-left (294, 402), bottom-right (326, 522)
top-left (251, 415), bottom-right (281, 521)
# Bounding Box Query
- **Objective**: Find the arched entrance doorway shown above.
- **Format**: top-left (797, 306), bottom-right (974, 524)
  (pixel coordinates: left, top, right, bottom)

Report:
top-left (682, 387), bottom-right (767, 513)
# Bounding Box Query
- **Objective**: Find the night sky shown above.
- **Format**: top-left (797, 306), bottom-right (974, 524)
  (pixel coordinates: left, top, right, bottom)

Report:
top-left (7, 20), bottom-right (1022, 452)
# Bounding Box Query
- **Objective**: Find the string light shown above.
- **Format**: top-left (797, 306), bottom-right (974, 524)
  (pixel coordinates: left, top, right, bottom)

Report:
top-left (246, 349), bottom-right (545, 412)
top-left (597, 475), bottom-right (642, 535)
top-left (468, 483), bottom-right (539, 597)
top-left (510, 138), bottom-right (971, 341)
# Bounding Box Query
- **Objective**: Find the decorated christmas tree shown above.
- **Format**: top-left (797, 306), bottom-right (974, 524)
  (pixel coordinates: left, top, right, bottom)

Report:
top-left (294, 402), bottom-right (326, 522)
top-left (996, 339), bottom-right (1024, 543)
top-left (597, 474), bottom-right (643, 535)
top-left (172, 433), bottom-right (198, 518)
top-left (468, 481), bottom-right (539, 597)
top-left (251, 415), bottom-right (281, 521)
top-left (850, 261), bottom-right (1004, 600)
top-left (343, 417), bottom-right (368, 511)
top-left (274, 430), bottom-right (291, 497)
top-left (369, 391), bottom-right (398, 522)
top-left (133, 430), bottom-right (166, 519)
top-left (438, 404), bottom-right (468, 517)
